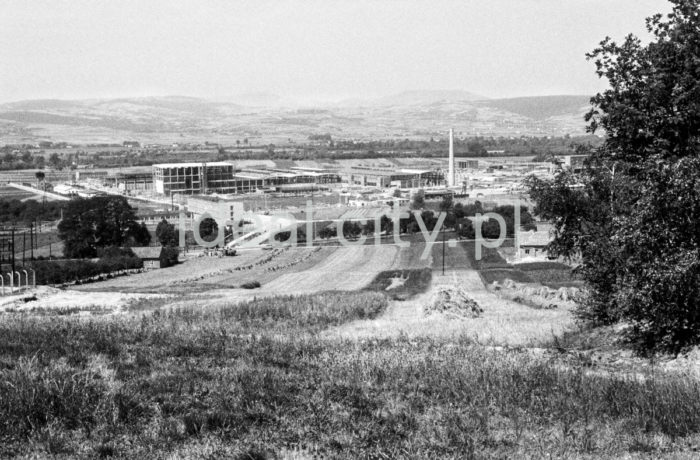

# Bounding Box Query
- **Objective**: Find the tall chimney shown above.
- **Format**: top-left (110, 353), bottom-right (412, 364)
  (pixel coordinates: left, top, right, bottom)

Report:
top-left (448, 128), bottom-right (455, 187)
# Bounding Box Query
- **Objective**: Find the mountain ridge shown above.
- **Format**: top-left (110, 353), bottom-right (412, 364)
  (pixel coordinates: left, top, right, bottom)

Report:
top-left (0, 92), bottom-right (593, 143)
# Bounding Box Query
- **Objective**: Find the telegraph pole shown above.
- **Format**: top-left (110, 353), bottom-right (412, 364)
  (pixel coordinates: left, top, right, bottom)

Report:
top-left (10, 228), bottom-right (15, 275)
top-left (442, 226), bottom-right (446, 275)
top-left (30, 222), bottom-right (34, 261)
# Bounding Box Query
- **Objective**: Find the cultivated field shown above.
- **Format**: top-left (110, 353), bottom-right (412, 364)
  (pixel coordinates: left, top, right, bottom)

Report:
top-left (73, 249), bottom-right (275, 293)
top-left (260, 244), bottom-right (398, 295)
top-left (3, 233), bottom-right (700, 458)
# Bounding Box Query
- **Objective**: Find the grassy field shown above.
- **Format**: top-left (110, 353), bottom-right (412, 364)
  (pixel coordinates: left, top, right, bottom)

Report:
top-left (1, 292), bottom-right (699, 458)
top-left (0, 185), bottom-right (37, 201)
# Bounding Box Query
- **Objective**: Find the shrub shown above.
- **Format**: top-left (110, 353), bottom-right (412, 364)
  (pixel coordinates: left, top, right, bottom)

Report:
top-left (159, 246), bottom-right (179, 268)
top-left (30, 255), bottom-right (143, 285)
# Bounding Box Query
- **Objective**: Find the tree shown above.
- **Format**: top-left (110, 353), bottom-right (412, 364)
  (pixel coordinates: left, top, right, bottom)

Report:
top-left (49, 153), bottom-right (61, 169)
top-left (411, 189), bottom-right (425, 210)
top-left (439, 194), bottom-right (454, 213)
top-left (380, 215), bottom-right (393, 235)
top-left (159, 246), bottom-right (179, 268)
top-left (420, 210), bottom-right (437, 232)
top-left (156, 218), bottom-right (178, 247)
top-left (528, 0), bottom-right (700, 354)
top-left (35, 171), bottom-right (45, 188)
top-left (199, 217), bottom-right (218, 243)
top-left (57, 196), bottom-right (150, 258)
top-left (342, 221), bottom-right (362, 240)
top-left (318, 225), bottom-right (336, 240)
top-left (457, 219), bottom-right (475, 240)
top-left (131, 222), bottom-right (152, 247)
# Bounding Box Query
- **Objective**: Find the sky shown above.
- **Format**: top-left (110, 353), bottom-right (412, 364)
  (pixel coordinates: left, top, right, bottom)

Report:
top-left (0, 0), bottom-right (670, 103)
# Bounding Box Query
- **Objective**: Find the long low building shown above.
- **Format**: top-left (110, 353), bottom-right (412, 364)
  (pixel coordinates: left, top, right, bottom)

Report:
top-left (153, 161), bottom-right (446, 196)
top-left (152, 162), bottom-right (341, 196)
top-left (340, 166), bottom-right (444, 188)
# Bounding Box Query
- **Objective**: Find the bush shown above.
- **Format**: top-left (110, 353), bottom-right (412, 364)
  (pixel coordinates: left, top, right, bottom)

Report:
top-left (159, 246), bottom-right (179, 268)
top-left (241, 281), bottom-right (261, 289)
top-left (30, 254), bottom-right (143, 285)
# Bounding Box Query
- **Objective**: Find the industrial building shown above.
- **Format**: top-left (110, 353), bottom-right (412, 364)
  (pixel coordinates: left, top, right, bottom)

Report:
top-left (114, 172), bottom-right (153, 192)
top-left (152, 162), bottom-right (341, 196)
top-left (153, 162), bottom-right (247, 195)
top-left (340, 167), bottom-right (443, 188)
top-left (456, 159), bottom-right (480, 170)
top-left (186, 195), bottom-right (246, 223)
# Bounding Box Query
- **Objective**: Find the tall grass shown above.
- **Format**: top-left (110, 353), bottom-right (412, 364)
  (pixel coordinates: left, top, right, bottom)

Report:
top-left (0, 292), bottom-right (699, 457)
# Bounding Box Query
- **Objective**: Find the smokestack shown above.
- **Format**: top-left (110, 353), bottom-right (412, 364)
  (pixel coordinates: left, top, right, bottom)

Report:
top-left (448, 128), bottom-right (455, 187)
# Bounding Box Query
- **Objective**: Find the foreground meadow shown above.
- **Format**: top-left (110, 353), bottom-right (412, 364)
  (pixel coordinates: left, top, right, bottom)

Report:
top-left (1, 291), bottom-right (699, 459)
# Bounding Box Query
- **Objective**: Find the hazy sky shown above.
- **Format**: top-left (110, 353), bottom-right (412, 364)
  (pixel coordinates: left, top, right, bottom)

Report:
top-left (1, 0), bottom-right (669, 103)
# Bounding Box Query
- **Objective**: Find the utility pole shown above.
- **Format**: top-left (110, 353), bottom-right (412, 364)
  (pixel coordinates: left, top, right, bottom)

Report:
top-left (442, 226), bottom-right (446, 276)
top-left (22, 231), bottom-right (26, 265)
top-left (10, 228), bottom-right (15, 275)
top-left (30, 222), bottom-right (34, 261)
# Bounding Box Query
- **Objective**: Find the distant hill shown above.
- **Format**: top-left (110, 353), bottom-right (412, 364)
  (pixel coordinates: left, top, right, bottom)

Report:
top-left (225, 92), bottom-right (284, 107)
top-left (0, 92), bottom-right (593, 144)
top-left (475, 95), bottom-right (592, 120)
top-left (2, 99), bottom-right (88, 111)
top-left (340, 90), bottom-right (486, 108)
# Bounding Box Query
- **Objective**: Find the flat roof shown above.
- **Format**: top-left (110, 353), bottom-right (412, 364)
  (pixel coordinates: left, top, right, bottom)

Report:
top-left (235, 174), bottom-right (266, 180)
top-left (153, 161), bottom-right (233, 168)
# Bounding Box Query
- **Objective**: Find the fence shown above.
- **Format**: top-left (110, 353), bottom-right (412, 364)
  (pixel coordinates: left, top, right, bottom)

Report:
top-left (0, 268), bottom-right (36, 295)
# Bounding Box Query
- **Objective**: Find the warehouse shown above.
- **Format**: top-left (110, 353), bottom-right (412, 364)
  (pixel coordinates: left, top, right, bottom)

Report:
top-left (340, 167), bottom-right (443, 188)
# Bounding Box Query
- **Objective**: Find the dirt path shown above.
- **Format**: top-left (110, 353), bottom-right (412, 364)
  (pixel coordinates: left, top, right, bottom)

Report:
top-left (323, 267), bottom-right (574, 347)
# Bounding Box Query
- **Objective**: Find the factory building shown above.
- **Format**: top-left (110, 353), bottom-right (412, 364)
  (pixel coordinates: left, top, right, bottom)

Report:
top-left (114, 172), bottom-right (153, 192)
top-left (153, 162), bottom-right (236, 195)
top-left (186, 195), bottom-right (246, 223)
top-left (456, 159), bottom-right (480, 170)
top-left (152, 162), bottom-right (341, 196)
top-left (341, 167), bottom-right (443, 188)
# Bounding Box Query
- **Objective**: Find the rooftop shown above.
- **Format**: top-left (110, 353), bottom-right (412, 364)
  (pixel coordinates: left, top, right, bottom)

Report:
top-left (153, 161), bottom-right (234, 168)
top-left (519, 230), bottom-right (552, 247)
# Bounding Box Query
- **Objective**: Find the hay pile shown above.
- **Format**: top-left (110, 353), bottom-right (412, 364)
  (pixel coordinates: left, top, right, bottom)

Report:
top-left (425, 286), bottom-right (483, 318)
top-left (499, 279), bottom-right (581, 302)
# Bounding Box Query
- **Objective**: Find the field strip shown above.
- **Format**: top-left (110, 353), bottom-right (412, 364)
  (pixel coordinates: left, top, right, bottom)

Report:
top-left (196, 246), bottom-right (335, 287)
top-left (261, 245), bottom-right (399, 294)
top-left (72, 249), bottom-right (273, 292)
top-left (323, 267), bottom-right (574, 346)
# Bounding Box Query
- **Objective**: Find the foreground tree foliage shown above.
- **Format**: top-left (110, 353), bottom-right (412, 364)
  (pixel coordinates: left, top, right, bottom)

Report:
top-left (527, 0), bottom-right (700, 354)
top-left (58, 196), bottom-right (151, 258)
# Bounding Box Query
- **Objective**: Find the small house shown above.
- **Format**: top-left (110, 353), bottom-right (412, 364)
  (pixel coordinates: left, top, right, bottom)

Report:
top-left (517, 231), bottom-right (552, 260)
top-left (131, 246), bottom-right (164, 269)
